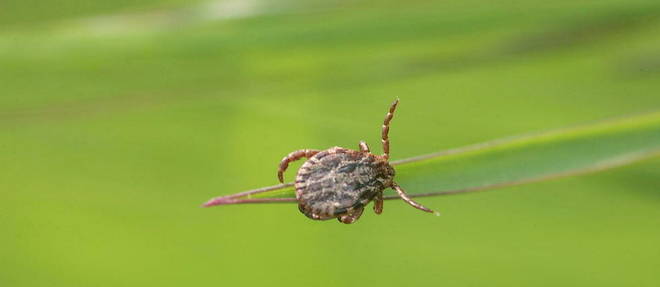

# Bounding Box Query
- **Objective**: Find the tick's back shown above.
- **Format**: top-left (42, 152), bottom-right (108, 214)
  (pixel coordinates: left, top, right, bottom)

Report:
top-left (295, 147), bottom-right (393, 220)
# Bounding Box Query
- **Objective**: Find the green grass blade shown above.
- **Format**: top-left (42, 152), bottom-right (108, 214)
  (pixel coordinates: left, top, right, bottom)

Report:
top-left (203, 112), bottom-right (660, 206)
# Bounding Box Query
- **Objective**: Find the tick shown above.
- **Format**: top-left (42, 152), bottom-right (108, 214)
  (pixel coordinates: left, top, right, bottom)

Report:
top-left (277, 99), bottom-right (437, 224)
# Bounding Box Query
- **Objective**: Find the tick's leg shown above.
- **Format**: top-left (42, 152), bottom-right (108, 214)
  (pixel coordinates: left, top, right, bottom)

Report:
top-left (359, 141), bottom-right (370, 153)
top-left (373, 192), bottom-right (383, 214)
top-left (381, 99), bottom-right (399, 160)
top-left (338, 207), bottom-right (364, 224)
top-left (392, 182), bottom-right (438, 214)
top-left (278, 149), bottom-right (320, 183)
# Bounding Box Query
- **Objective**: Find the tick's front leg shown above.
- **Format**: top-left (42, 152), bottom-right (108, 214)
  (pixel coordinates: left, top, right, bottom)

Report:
top-left (278, 149), bottom-right (320, 183)
top-left (381, 99), bottom-right (399, 160)
top-left (391, 182), bottom-right (438, 215)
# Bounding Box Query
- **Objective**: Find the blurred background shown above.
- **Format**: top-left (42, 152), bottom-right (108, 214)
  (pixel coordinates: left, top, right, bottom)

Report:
top-left (2, 0), bottom-right (660, 286)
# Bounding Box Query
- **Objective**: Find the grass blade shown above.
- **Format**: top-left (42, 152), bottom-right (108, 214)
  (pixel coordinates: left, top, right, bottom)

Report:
top-left (203, 112), bottom-right (660, 207)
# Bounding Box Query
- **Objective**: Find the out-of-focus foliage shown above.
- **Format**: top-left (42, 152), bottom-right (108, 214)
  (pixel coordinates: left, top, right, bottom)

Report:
top-left (1, 1), bottom-right (659, 287)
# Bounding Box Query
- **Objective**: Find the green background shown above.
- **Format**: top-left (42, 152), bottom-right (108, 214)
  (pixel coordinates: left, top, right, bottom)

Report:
top-left (2, 0), bottom-right (660, 286)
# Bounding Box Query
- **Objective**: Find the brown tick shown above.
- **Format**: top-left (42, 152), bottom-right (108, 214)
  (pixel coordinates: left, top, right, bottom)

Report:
top-left (277, 99), bottom-right (437, 224)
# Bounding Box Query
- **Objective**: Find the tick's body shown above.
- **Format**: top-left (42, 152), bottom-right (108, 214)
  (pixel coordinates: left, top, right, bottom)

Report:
top-left (295, 147), bottom-right (393, 222)
top-left (278, 99), bottom-right (436, 224)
